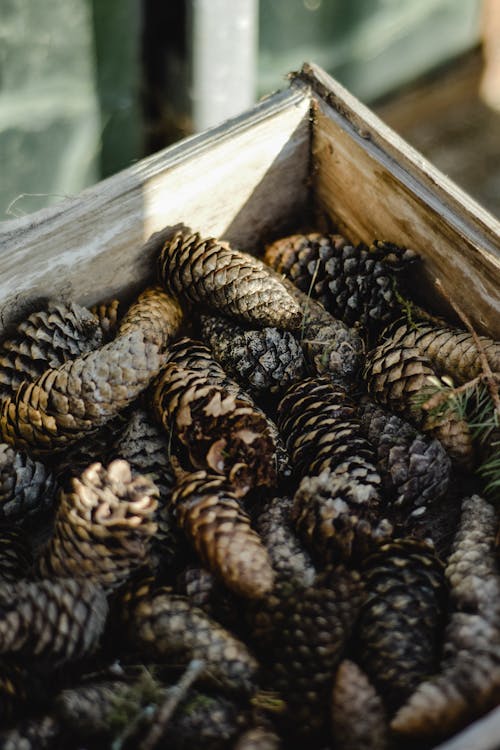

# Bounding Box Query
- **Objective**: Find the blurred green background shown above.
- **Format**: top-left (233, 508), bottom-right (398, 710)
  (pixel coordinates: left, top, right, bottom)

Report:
top-left (0, 0), bottom-right (483, 219)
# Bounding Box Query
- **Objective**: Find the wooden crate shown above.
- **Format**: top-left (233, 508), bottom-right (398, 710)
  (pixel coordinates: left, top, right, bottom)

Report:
top-left (0, 63), bottom-right (499, 748)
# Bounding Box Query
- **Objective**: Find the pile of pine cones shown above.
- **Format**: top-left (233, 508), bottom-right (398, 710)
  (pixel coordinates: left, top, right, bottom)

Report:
top-left (0, 227), bottom-right (498, 750)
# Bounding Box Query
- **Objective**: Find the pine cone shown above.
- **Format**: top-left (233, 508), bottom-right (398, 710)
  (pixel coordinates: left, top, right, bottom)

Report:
top-left (153, 341), bottom-right (278, 494)
top-left (1, 331), bottom-right (162, 454)
top-left (112, 408), bottom-right (181, 571)
top-left (200, 314), bottom-right (305, 397)
top-left (171, 471), bottom-right (274, 599)
top-left (162, 691), bottom-right (248, 750)
top-left (0, 529), bottom-right (32, 582)
top-left (119, 578), bottom-right (259, 694)
top-left (54, 414), bottom-right (128, 481)
top-left (37, 460), bottom-right (158, 589)
top-left (357, 399), bottom-right (451, 517)
top-left (392, 495), bottom-right (500, 739)
top-left (356, 539), bottom-right (447, 713)
top-left (177, 565), bottom-right (242, 632)
top-left (254, 495), bottom-right (316, 588)
top-left (233, 726), bottom-right (282, 750)
top-left (56, 675), bottom-right (164, 736)
top-left (293, 470), bottom-right (392, 563)
top-left (265, 233), bottom-right (415, 331)
top-left (388, 321), bottom-right (500, 384)
top-left (364, 339), bottom-right (474, 467)
top-left (280, 278), bottom-right (364, 381)
top-left (0, 443), bottom-right (57, 524)
top-left (118, 285), bottom-right (183, 349)
top-left (249, 568), bottom-right (364, 736)
top-left (0, 578), bottom-right (108, 664)
top-left (90, 298), bottom-right (121, 341)
top-left (331, 660), bottom-right (389, 750)
top-left (277, 378), bottom-right (381, 485)
top-left (0, 715), bottom-right (60, 750)
top-left (0, 301), bottom-right (103, 401)
top-left (158, 230), bottom-right (302, 330)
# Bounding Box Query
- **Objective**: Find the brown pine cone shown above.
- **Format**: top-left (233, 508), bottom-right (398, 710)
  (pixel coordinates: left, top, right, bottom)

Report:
top-left (331, 660), bottom-right (389, 750)
top-left (200, 314), bottom-right (305, 396)
top-left (154, 348), bottom-right (278, 495)
top-left (277, 378), bottom-right (381, 485)
top-left (0, 578), bottom-right (108, 664)
top-left (119, 578), bottom-right (259, 693)
top-left (265, 232), bottom-right (415, 331)
top-left (233, 726), bottom-right (282, 750)
top-left (162, 691), bottom-right (248, 750)
top-left (158, 230), bottom-right (303, 329)
top-left (292, 470), bottom-right (392, 563)
top-left (117, 285), bottom-right (183, 348)
top-left (90, 298), bottom-right (121, 341)
top-left (0, 529), bottom-right (32, 582)
top-left (54, 414), bottom-right (128, 481)
top-left (37, 460), bottom-right (158, 589)
top-left (249, 567), bottom-right (364, 736)
top-left (392, 495), bottom-right (500, 739)
top-left (254, 495), bottom-right (316, 588)
top-left (0, 301), bottom-right (103, 401)
top-left (0, 715), bottom-right (60, 750)
top-left (363, 338), bottom-right (474, 467)
top-left (0, 443), bottom-right (57, 524)
top-left (388, 321), bottom-right (500, 383)
top-left (171, 471), bottom-right (274, 599)
top-left (357, 399), bottom-right (451, 518)
top-left (0, 330), bottom-right (165, 454)
top-left (356, 539), bottom-right (447, 713)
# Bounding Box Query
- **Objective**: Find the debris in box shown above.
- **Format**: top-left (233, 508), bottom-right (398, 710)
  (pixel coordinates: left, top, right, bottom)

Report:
top-left (0, 227), bottom-right (497, 748)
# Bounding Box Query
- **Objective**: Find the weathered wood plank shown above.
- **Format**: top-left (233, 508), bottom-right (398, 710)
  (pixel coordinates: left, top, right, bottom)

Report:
top-left (0, 88), bottom-right (310, 327)
top-left (295, 63), bottom-right (500, 338)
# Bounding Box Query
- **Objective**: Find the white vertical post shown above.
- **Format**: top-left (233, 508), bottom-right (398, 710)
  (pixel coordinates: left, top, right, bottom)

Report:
top-left (188, 0), bottom-right (258, 131)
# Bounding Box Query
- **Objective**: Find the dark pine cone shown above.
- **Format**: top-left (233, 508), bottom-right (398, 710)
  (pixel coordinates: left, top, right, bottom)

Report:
top-left (277, 377), bottom-right (381, 485)
top-left (0, 300), bottom-right (103, 401)
top-left (162, 691), bottom-right (249, 750)
top-left (249, 567), bottom-right (364, 738)
top-left (357, 399), bottom-right (451, 520)
top-left (0, 578), bottom-right (108, 665)
top-left (170, 470), bottom-right (274, 599)
top-left (0, 528), bottom-right (32, 582)
top-left (158, 229), bottom-right (302, 330)
top-left (393, 495), bottom-right (500, 740)
top-left (0, 443), bottom-right (57, 525)
top-left (118, 577), bottom-right (259, 694)
top-left (356, 539), bottom-right (447, 714)
top-left (0, 665), bottom-right (30, 723)
top-left (37, 460), bottom-right (158, 590)
top-left (264, 233), bottom-right (415, 332)
top-left (254, 495), bottom-right (316, 589)
top-left (200, 313), bottom-right (305, 396)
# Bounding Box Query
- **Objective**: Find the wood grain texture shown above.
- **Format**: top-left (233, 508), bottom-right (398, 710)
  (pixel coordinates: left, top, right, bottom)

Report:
top-left (0, 89), bottom-right (310, 328)
top-left (294, 63), bottom-right (500, 339)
